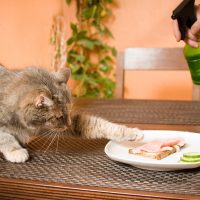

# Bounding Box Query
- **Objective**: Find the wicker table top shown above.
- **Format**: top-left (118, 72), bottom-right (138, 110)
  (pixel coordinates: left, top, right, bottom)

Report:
top-left (0, 99), bottom-right (200, 200)
top-left (73, 98), bottom-right (200, 125)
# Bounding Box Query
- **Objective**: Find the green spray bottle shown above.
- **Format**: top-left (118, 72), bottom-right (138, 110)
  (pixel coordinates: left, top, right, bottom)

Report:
top-left (172, 0), bottom-right (200, 99)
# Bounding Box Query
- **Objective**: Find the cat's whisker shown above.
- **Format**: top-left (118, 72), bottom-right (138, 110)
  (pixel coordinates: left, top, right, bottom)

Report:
top-left (44, 132), bottom-right (58, 153)
top-left (41, 128), bottom-right (57, 135)
top-left (39, 130), bottom-right (58, 151)
top-left (61, 131), bottom-right (67, 149)
top-left (53, 130), bottom-right (64, 152)
top-left (30, 130), bottom-right (56, 144)
top-left (40, 134), bottom-right (55, 151)
top-left (46, 131), bottom-right (59, 152)
top-left (30, 129), bottom-right (57, 151)
top-left (37, 128), bottom-right (58, 137)
top-left (56, 133), bottom-right (60, 153)
top-left (34, 128), bottom-right (64, 152)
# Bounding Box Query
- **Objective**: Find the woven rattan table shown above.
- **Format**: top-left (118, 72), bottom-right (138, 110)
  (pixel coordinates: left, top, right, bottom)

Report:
top-left (0, 99), bottom-right (200, 200)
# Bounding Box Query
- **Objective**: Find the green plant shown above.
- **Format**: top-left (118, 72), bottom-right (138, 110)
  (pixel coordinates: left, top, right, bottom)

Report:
top-left (66, 0), bottom-right (117, 98)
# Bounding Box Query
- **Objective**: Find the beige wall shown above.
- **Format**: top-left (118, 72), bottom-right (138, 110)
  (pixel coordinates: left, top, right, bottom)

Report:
top-left (0, 0), bottom-right (63, 69)
top-left (0, 0), bottom-right (196, 99)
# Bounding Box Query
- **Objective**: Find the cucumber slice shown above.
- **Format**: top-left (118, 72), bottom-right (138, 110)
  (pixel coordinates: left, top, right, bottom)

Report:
top-left (183, 152), bottom-right (200, 159)
top-left (180, 157), bottom-right (200, 163)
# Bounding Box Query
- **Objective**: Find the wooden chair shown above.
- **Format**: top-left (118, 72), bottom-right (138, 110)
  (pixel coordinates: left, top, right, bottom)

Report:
top-left (115, 47), bottom-right (199, 99)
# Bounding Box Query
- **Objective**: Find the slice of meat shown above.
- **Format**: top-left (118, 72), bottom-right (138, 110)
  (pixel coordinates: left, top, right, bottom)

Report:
top-left (136, 137), bottom-right (185, 153)
top-left (162, 137), bottom-right (185, 147)
top-left (138, 140), bottom-right (163, 153)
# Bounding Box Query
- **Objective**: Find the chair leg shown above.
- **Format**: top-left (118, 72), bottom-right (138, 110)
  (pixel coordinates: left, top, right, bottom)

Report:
top-left (115, 52), bottom-right (124, 99)
top-left (192, 84), bottom-right (200, 100)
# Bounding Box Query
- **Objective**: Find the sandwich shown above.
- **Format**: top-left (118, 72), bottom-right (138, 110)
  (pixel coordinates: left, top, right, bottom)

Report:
top-left (129, 137), bottom-right (185, 160)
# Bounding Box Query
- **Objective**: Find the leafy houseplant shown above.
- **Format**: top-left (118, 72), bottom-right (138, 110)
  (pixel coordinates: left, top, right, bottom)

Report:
top-left (65, 0), bottom-right (117, 98)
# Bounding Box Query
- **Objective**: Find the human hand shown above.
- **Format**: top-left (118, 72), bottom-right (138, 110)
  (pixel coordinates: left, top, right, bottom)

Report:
top-left (172, 4), bottom-right (200, 48)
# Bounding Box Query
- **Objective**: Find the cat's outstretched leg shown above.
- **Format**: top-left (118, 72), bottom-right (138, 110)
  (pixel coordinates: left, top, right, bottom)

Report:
top-left (0, 130), bottom-right (29, 163)
top-left (71, 114), bottom-right (143, 142)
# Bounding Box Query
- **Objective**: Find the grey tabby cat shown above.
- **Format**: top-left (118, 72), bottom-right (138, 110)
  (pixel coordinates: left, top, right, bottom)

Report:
top-left (0, 66), bottom-right (143, 163)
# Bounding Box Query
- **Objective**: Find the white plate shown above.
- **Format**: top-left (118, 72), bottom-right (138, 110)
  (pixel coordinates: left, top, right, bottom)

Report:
top-left (105, 130), bottom-right (200, 171)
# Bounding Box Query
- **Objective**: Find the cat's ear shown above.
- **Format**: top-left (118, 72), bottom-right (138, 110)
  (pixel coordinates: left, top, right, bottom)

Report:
top-left (35, 94), bottom-right (53, 107)
top-left (54, 67), bottom-right (71, 83)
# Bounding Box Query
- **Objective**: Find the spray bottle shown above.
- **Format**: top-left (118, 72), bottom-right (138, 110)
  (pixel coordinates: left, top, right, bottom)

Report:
top-left (172, 0), bottom-right (200, 99)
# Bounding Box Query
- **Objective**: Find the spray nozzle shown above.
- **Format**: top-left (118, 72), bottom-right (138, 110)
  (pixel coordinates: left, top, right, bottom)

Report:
top-left (171, 0), bottom-right (197, 40)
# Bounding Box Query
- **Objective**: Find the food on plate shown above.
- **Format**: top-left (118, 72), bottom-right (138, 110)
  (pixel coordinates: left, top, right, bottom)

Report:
top-left (129, 137), bottom-right (185, 160)
top-left (180, 152), bottom-right (200, 163)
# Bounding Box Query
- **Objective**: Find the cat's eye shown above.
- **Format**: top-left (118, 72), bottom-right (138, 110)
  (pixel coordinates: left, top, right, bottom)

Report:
top-left (58, 81), bottom-right (65, 86)
top-left (36, 103), bottom-right (45, 109)
top-left (52, 95), bottom-right (63, 105)
top-left (52, 95), bottom-right (58, 101)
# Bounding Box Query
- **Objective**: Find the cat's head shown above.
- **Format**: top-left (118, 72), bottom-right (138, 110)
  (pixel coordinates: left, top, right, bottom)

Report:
top-left (16, 67), bottom-right (72, 131)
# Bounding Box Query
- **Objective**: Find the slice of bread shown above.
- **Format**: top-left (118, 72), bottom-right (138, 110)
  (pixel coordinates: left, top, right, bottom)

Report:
top-left (129, 145), bottom-right (177, 160)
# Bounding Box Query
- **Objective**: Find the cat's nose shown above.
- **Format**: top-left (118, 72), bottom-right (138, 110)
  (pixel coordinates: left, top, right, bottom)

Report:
top-left (56, 115), bottom-right (65, 123)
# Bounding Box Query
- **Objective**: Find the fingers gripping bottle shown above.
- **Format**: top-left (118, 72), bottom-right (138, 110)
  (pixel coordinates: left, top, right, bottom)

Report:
top-left (172, 0), bottom-right (200, 99)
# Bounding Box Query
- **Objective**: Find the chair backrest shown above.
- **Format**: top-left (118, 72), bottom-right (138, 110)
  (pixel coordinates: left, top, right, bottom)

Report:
top-left (115, 47), bottom-right (192, 99)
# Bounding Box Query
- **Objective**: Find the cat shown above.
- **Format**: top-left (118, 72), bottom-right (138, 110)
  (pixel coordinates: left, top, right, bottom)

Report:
top-left (0, 65), bottom-right (143, 163)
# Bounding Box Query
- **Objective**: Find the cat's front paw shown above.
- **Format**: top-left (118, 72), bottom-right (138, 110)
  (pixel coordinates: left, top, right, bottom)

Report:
top-left (128, 128), bottom-right (144, 141)
top-left (4, 148), bottom-right (29, 163)
top-left (115, 128), bottom-right (144, 142)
